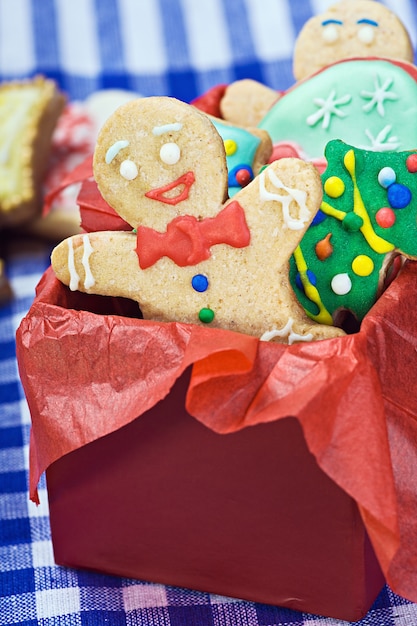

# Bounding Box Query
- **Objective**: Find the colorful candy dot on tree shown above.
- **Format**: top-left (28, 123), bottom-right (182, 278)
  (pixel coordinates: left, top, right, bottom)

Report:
top-left (387, 183), bottom-right (412, 209)
top-left (378, 166), bottom-right (396, 189)
top-left (331, 273), bottom-right (352, 295)
top-left (406, 153), bottom-right (417, 173)
top-left (296, 269), bottom-right (317, 291)
top-left (375, 207), bottom-right (396, 228)
top-left (311, 209), bottom-right (327, 226)
top-left (315, 233), bottom-right (333, 260)
top-left (324, 176), bottom-right (345, 198)
top-left (352, 255), bottom-right (374, 276)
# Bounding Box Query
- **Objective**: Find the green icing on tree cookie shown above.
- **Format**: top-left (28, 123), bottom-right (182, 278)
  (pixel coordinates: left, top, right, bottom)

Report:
top-left (289, 139), bottom-right (417, 326)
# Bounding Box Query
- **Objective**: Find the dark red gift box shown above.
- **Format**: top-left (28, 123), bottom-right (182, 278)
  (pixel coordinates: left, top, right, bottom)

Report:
top-left (16, 262), bottom-right (417, 621)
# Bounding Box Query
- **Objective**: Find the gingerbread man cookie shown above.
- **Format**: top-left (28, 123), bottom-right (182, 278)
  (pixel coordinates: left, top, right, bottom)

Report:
top-left (51, 96), bottom-right (344, 344)
top-left (219, 0), bottom-right (415, 143)
top-left (293, 0), bottom-right (413, 81)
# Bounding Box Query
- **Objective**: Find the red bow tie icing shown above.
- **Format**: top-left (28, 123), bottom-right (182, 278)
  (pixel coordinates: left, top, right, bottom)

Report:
top-left (135, 200), bottom-right (251, 269)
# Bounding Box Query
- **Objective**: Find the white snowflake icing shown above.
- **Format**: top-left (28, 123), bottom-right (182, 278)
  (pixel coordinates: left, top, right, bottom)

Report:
top-left (260, 318), bottom-right (313, 345)
top-left (360, 125), bottom-right (401, 151)
top-left (361, 75), bottom-right (398, 117)
top-left (306, 90), bottom-right (352, 130)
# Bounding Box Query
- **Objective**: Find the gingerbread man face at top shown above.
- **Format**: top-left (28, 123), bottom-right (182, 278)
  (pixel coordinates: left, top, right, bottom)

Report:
top-left (293, 0), bottom-right (413, 81)
top-left (93, 97), bottom-right (229, 233)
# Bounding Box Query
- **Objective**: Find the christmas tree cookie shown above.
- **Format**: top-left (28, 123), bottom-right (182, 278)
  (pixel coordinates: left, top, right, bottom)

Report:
top-left (289, 139), bottom-right (417, 327)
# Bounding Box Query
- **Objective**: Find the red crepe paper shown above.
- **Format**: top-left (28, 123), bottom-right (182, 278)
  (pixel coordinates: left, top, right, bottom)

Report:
top-left (43, 154), bottom-right (131, 232)
top-left (77, 179), bottom-right (131, 232)
top-left (191, 83), bottom-right (227, 117)
top-left (43, 155), bottom-right (94, 217)
top-left (15, 260), bottom-right (417, 604)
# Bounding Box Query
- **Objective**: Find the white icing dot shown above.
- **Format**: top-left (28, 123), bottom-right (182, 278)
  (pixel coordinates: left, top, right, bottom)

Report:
top-left (331, 273), bottom-right (352, 295)
top-left (358, 25), bottom-right (375, 44)
top-left (322, 24), bottom-right (339, 43)
top-left (120, 159), bottom-right (138, 180)
top-left (160, 142), bottom-right (181, 165)
top-left (378, 166), bottom-right (396, 189)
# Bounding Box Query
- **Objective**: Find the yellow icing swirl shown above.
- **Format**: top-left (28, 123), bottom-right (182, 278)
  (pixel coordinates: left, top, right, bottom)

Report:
top-left (293, 246), bottom-right (334, 325)
top-left (343, 150), bottom-right (394, 254)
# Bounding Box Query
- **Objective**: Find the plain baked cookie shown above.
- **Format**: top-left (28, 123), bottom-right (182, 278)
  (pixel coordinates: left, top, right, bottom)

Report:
top-left (51, 96), bottom-right (344, 344)
top-left (0, 76), bottom-right (65, 228)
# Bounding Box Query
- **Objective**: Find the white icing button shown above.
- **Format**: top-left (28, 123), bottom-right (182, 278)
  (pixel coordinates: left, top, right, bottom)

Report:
top-left (358, 25), bottom-right (375, 44)
top-left (378, 166), bottom-right (396, 189)
top-left (160, 142), bottom-right (181, 165)
top-left (331, 273), bottom-right (352, 295)
top-left (120, 159), bottom-right (138, 180)
top-left (322, 24), bottom-right (339, 43)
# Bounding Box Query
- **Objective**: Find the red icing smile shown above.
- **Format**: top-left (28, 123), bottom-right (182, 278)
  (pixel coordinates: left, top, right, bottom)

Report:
top-left (145, 171), bottom-right (195, 205)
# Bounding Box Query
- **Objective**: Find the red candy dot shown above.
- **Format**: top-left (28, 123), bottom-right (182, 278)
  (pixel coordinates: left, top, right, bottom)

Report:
top-left (235, 168), bottom-right (252, 187)
top-left (406, 153), bottom-right (417, 173)
top-left (376, 207), bottom-right (396, 228)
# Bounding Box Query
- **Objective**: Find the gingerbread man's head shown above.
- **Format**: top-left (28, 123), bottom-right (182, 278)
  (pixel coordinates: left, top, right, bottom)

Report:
top-left (293, 0), bottom-right (413, 81)
top-left (93, 97), bottom-right (229, 232)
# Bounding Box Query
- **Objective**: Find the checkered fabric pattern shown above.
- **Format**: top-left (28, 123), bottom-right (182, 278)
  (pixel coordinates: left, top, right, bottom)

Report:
top-left (2, 0), bottom-right (417, 624)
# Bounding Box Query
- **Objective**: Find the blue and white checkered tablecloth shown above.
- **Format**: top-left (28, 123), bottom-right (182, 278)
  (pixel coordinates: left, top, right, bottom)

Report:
top-left (2, 1), bottom-right (417, 624)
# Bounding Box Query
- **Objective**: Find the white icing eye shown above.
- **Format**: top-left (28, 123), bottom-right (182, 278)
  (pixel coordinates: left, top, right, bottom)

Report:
top-left (120, 159), bottom-right (138, 180)
top-left (322, 24), bottom-right (339, 43)
top-left (160, 142), bottom-right (180, 165)
top-left (358, 25), bottom-right (375, 44)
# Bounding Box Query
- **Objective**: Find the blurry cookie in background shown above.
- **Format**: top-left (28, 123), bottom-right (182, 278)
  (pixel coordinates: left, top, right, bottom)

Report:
top-left (220, 0), bottom-right (414, 128)
top-left (31, 89), bottom-right (142, 241)
top-left (0, 76), bottom-right (65, 301)
top-left (0, 76), bottom-right (65, 228)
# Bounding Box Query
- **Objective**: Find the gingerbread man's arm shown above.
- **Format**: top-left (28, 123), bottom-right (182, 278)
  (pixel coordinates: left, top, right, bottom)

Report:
top-left (51, 231), bottom-right (141, 302)
top-left (220, 79), bottom-right (280, 127)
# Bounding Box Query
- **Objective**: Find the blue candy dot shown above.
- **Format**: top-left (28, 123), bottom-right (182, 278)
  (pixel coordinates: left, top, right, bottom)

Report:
top-left (192, 274), bottom-right (209, 292)
top-left (387, 183), bottom-right (412, 209)
top-left (311, 209), bottom-right (326, 226)
top-left (296, 270), bottom-right (317, 291)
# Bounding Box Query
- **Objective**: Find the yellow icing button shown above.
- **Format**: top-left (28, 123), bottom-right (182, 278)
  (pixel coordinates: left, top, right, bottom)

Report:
top-left (324, 176), bottom-right (345, 198)
top-left (224, 139), bottom-right (237, 156)
top-left (352, 254), bottom-right (374, 277)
